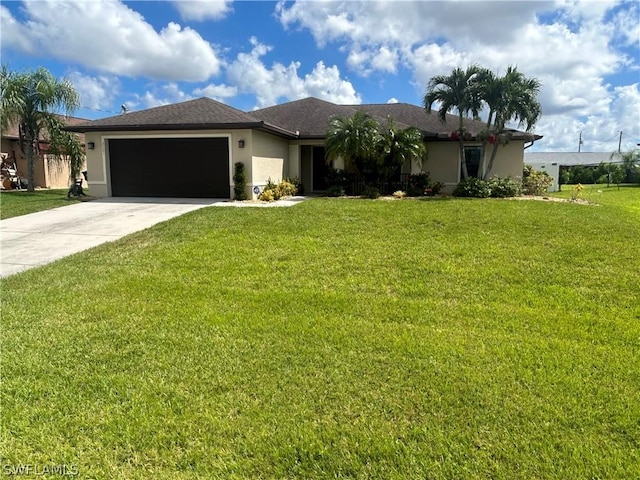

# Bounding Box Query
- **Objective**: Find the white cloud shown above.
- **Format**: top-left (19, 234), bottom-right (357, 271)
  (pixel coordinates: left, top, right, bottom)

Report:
top-left (1, 0), bottom-right (221, 82)
top-left (0, 6), bottom-right (34, 54)
top-left (130, 83), bottom-right (194, 110)
top-left (226, 38), bottom-right (360, 108)
top-left (276, 0), bottom-right (636, 152)
top-left (193, 83), bottom-right (238, 101)
top-left (68, 72), bottom-right (120, 110)
top-left (386, 97), bottom-right (399, 104)
top-left (172, 1), bottom-right (233, 21)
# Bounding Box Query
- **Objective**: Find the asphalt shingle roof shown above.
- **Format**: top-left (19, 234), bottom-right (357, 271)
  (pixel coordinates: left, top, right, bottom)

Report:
top-left (67, 97), bottom-right (294, 136)
top-left (67, 96), bottom-right (542, 142)
top-left (2, 114), bottom-right (89, 141)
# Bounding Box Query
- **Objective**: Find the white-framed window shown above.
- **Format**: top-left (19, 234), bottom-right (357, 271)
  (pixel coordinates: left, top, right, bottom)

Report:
top-left (461, 146), bottom-right (483, 180)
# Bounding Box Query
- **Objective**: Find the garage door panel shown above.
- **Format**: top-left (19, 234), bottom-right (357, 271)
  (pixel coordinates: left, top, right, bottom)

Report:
top-left (109, 138), bottom-right (230, 198)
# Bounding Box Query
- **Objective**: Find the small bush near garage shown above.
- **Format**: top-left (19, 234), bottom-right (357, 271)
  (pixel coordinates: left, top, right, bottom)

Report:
top-left (285, 177), bottom-right (304, 195)
top-left (233, 162), bottom-right (248, 200)
top-left (522, 165), bottom-right (553, 195)
top-left (259, 179), bottom-right (298, 202)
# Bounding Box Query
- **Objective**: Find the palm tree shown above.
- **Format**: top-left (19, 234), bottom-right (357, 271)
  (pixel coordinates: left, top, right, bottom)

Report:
top-left (1, 66), bottom-right (80, 192)
top-left (479, 66), bottom-right (541, 179)
top-left (424, 65), bottom-right (483, 180)
top-left (614, 149), bottom-right (640, 184)
top-left (377, 118), bottom-right (426, 181)
top-left (325, 110), bottom-right (381, 185)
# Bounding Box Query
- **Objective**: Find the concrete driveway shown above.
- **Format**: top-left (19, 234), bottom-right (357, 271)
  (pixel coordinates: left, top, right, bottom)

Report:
top-left (0, 198), bottom-right (223, 278)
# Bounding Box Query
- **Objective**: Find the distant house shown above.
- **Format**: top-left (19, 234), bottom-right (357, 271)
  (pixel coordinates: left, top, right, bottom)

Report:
top-left (525, 152), bottom-right (622, 192)
top-left (1, 115), bottom-right (88, 189)
top-left (67, 97), bottom-right (542, 199)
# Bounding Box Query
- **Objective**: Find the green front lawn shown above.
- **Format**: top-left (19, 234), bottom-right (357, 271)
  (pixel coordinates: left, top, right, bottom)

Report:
top-left (552, 183), bottom-right (640, 214)
top-left (0, 189), bottom-right (81, 219)
top-left (2, 194), bottom-right (639, 479)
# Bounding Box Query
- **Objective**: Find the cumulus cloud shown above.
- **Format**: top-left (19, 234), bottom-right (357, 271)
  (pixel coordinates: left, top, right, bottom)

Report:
top-left (1, 0), bottom-right (221, 82)
top-left (226, 37), bottom-right (360, 108)
top-left (68, 72), bottom-right (120, 110)
top-left (129, 83), bottom-right (195, 110)
top-left (172, 1), bottom-right (233, 21)
top-left (193, 83), bottom-right (238, 101)
top-left (276, 0), bottom-right (636, 152)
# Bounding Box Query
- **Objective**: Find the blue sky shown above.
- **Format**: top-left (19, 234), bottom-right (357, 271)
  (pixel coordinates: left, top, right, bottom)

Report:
top-left (1, 0), bottom-right (638, 152)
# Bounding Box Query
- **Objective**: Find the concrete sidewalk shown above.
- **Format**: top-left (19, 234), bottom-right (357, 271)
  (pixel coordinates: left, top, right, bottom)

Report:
top-left (0, 196), bottom-right (309, 278)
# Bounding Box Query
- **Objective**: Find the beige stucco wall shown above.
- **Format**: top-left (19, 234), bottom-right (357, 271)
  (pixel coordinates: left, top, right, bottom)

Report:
top-left (249, 130), bottom-right (289, 199)
top-left (421, 142), bottom-right (460, 185)
top-left (421, 140), bottom-right (526, 190)
top-left (487, 141), bottom-right (525, 178)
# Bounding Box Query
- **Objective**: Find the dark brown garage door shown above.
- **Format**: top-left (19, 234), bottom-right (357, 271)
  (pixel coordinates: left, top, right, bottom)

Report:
top-left (109, 137), bottom-right (230, 198)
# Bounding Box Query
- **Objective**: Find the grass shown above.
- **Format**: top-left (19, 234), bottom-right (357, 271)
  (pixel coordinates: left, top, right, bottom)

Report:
top-left (1, 193), bottom-right (639, 479)
top-left (0, 189), bottom-right (81, 219)
top-left (551, 183), bottom-right (640, 214)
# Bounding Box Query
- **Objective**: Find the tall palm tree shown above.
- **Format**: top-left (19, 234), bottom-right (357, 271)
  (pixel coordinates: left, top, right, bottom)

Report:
top-left (1, 66), bottom-right (80, 192)
top-left (325, 110), bottom-right (381, 184)
top-left (377, 118), bottom-right (426, 181)
top-left (480, 66), bottom-right (541, 179)
top-left (424, 65), bottom-right (483, 180)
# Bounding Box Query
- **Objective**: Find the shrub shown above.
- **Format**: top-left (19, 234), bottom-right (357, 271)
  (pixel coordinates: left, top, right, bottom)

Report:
top-left (407, 173), bottom-right (430, 196)
top-left (424, 181), bottom-right (445, 196)
top-left (258, 178), bottom-right (298, 202)
top-left (325, 168), bottom-right (349, 188)
top-left (571, 183), bottom-right (584, 201)
top-left (392, 190), bottom-right (406, 199)
top-left (522, 166), bottom-right (553, 195)
top-left (361, 185), bottom-right (380, 199)
top-left (233, 162), bottom-right (247, 200)
top-left (326, 185), bottom-right (345, 197)
top-left (453, 178), bottom-right (492, 198)
top-left (259, 189), bottom-right (275, 202)
top-left (488, 177), bottom-right (521, 198)
top-left (285, 177), bottom-right (304, 195)
top-left (277, 180), bottom-right (297, 197)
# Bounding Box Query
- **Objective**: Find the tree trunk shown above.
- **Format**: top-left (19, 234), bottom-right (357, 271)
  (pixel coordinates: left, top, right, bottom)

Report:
top-left (483, 141), bottom-right (500, 180)
top-left (459, 136), bottom-right (468, 180)
top-left (478, 141), bottom-right (488, 179)
top-left (24, 133), bottom-right (36, 193)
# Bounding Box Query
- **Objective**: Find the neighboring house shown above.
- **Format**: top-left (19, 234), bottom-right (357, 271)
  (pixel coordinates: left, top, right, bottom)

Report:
top-left (1, 114), bottom-right (89, 189)
top-left (67, 97), bottom-right (542, 199)
top-left (525, 152), bottom-right (622, 192)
